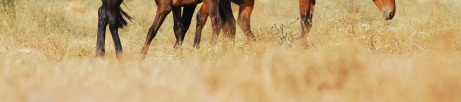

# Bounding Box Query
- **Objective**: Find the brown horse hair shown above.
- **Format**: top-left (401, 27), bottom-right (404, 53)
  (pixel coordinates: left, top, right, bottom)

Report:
top-left (96, 0), bottom-right (245, 57)
top-left (193, 0), bottom-right (255, 48)
top-left (140, 0), bottom-right (249, 56)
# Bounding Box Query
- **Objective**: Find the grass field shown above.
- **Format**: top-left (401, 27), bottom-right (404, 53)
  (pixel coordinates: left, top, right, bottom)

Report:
top-left (1, 0), bottom-right (461, 101)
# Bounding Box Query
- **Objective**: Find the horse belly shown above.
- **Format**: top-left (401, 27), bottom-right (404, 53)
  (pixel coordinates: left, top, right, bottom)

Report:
top-left (172, 0), bottom-right (201, 6)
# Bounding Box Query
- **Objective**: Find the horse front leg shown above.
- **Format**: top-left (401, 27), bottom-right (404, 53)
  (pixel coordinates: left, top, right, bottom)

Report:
top-left (194, 5), bottom-right (209, 48)
top-left (205, 0), bottom-right (224, 46)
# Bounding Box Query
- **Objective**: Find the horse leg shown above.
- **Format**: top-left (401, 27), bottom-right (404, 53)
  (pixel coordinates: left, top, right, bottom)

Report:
top-left (108, 25), bottom-right (123, 57)
top-left (194, 5), bottom-right (209, 48)
top-left (237, 0), bottom-right (256, 41)
top-left (193, 2), bottom-right (233, 48)
top-left (220, 1), bottom-right (236, 41)
top-left (106, 7), bottom-right (124, 57)
top-left (141, 4), bottom-right (172, 56)
top-left (204, 0), bottom-right (224, 45)
top-left (180, 5), bottom-right (197, 42)
top-left (96, 6), bottom-right (108, 57)
top-left (172, 7), bottom-right (184, 49)
top-left (299, 0), bottom-right (315, 39)
top-left (218, 5), bottom-right (229, 39)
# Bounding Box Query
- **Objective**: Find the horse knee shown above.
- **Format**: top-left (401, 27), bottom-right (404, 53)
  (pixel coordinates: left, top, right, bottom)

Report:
top-left (98, 6), bottom-right (105, 15)
top-left (301, 14), bottom-right (313, 25)
top-left (237, 17), bottom-right (248, 27)
top-left (299, 16), bottom-right (309, 25)
top-left (108, 18), bottom-right (118, 28)
top-left (98, 6), bottom-right (108, 21)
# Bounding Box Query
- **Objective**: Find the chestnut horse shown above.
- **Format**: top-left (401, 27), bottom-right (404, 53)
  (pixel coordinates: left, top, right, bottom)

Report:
top-left (96, 0), bottom-right (237, 57)
top-left (193, 0), bottom-right (255, 48)
top-left (140, 0), bottom-right (246, 55)
top-left (298, 0), bottom-right (396, 39)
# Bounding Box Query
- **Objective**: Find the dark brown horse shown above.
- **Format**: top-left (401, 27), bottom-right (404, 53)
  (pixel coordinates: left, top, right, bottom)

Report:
top-left (193, 0), bottom-right (255, 48)
top-left (298, 0), bottom-right (396, 39)
top-left (96, 0), bottom-right (237, 57)
top-left (96, 0), bottom-right (132, 57)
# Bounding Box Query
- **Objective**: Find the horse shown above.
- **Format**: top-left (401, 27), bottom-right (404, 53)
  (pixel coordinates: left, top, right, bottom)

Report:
top-left (96, 0), bottom-right (132, 57)
top-left (193, 0), bottom-right (255, 48)
top-left (140, 0), bottom-right (247, 56)
top-left (298, 0), bottom-right (396, 39)
top-left (96, 0), bottom-right (238, 57)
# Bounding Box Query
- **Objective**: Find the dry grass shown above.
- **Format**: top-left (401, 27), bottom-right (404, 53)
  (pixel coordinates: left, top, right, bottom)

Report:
top-left (1, 0), bottom-right (461, 101)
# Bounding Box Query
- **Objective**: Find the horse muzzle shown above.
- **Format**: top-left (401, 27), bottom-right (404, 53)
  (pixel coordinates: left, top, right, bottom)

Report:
top-left (382, 10), bottom-right (395, 20)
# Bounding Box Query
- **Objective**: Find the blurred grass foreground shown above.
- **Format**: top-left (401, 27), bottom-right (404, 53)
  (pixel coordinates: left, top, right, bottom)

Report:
top-left (1, 0), bottom-right (461, 101)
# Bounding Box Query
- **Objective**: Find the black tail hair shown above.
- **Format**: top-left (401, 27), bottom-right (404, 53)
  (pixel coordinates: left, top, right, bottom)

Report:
top-left (230, 0), bottom-right (245, 5)
top-left (102, 0), bottom-right (132, 28)
top-left (117, 7), bottom-right (132, 28)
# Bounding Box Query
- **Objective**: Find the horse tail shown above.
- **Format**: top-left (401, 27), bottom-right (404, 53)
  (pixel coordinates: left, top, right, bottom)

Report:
top-left (102, 0), bottom-right (132, 28)
top-left (230, 0), bottom-right (245, 5)
top-left (118, 7), bottom-right (132, 28)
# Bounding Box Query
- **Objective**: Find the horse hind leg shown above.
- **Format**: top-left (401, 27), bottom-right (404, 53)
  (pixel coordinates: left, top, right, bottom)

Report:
top-left (237, 1), bottom-right (256, 41)
top-left (180, 5), bottom-right (197, 42)
top-left (193, 3), bottom-right (233, 48)
top-left (96, 6), bottom-right (109, 57)
top-left (299, 0), bottom-right (315, 40)
top-left (172, 7), bottom-right (185, 49)
top-left (140, 5), bottom-right (172, 56)
top-left (107, 11), bottom-right (124, 58)
top-left (99, 0), bottom-right (132, 58)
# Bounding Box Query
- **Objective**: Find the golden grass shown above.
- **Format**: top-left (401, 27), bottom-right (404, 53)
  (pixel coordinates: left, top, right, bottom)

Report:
top-left (1, 0), bottom-right (461, 101)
